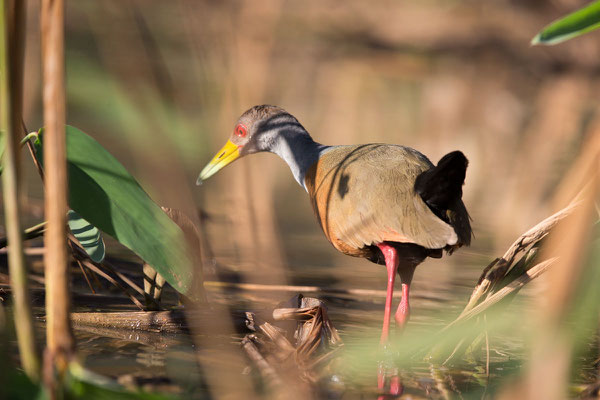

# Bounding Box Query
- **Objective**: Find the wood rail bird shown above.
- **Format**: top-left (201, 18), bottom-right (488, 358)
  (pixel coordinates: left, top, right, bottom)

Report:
top-left (198, 105), bottom-right (472, 396)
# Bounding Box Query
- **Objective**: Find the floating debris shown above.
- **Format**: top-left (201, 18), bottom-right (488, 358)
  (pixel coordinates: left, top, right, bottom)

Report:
top-left (242, 295), bottom-right (345, 399)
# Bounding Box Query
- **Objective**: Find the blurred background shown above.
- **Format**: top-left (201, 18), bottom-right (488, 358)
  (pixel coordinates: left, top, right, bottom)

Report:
top-left (21, 0), bottom-right (600, 289)
top-left (7, 0), bottom-right (600, 396)
top-left (17, 0), bottom-right (600, 315)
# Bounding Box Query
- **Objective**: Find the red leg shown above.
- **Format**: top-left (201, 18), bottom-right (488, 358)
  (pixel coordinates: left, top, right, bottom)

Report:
top-left (376, 243), bottom-right (402, 398)
top-left (395, 262), bottom-right (415, 332)
top-left (377, 243), bottom-right (398, 344)
top-left (395, 283), bottom-right (410, 329)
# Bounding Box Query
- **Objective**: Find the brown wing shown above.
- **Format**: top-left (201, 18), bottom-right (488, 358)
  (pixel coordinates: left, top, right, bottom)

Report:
top-left (304, 144), bottom-right (458, 257)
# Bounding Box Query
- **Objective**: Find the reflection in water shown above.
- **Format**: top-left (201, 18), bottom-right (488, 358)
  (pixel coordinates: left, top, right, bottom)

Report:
top-left (48, 254), bottom-right (530, 397)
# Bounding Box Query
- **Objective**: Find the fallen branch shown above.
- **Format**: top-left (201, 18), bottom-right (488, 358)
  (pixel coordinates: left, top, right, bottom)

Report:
top-left (70, 308), bottom-right (247, 334)
top-left (462, 200), bottom-right (579, 316)
top-left (443, 258), bottom-right (556, 332)
top-left (429, 200), bottom-right (580, 364)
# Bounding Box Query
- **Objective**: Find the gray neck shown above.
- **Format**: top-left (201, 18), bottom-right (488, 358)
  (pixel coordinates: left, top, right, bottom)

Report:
top-left (260, 124), bottom-right (330, 190)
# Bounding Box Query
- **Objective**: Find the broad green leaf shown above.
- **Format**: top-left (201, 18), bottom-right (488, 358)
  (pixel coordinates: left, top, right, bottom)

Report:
top-left (532, 0), bottom-right (600, 45)
top-left (67, 210), bottom-right (105, 263)
top-left (35, 126), bottom-right (193, 294)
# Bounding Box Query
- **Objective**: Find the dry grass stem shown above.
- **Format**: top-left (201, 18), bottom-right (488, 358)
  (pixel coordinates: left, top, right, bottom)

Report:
top-left (75, 259), bottom-right (95, 294)
top-left (76, 258), bottom-right (144, 310)
top-left (68, 234), bottom-right (146, 301)
top-left (101, 260), bottom-right (144, 296)
top-left (461, 200), bottom-right (580, 317)
top-left (445, 258), bottom-right (556, 332)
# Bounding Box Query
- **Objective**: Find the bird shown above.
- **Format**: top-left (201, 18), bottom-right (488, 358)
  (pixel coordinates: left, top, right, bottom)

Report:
top-left (197, 105), bottom-right (472, 396)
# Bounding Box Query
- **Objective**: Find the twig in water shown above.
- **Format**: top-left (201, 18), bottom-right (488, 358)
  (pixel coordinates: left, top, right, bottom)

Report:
top-left (76, 258), bottom-right (144, 310)
top-left (75, 259), bottom-right (95, 294)
top-left (241, 335), bottom-right (284, 387)
top-left (101, 260), bottom-right (144, 297)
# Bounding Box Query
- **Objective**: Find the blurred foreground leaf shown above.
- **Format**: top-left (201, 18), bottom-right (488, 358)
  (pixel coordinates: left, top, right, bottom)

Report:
top-left (532, 1), bottom-right (600, 45)
top-left (5, 363), bottom-right (179, 400)
top-left (66, 362), bottom-right (179, 400)
top-left (67, 210), bottom-right (105, 263)
top-left (35, 126), bottom-right (193, 295)
top-left (4, 369), bottom-right (45, 400)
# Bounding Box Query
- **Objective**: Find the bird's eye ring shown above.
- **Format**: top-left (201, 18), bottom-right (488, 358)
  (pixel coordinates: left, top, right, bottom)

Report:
top-left (235, 124), bottom-right (247, 138)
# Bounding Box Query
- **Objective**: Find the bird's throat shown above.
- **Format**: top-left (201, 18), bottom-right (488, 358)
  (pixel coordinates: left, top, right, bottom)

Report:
top-left (268, 130), bottom-right (331, 190)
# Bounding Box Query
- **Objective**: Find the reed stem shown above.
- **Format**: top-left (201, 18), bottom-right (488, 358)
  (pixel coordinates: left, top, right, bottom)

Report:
top-left (41, 0), bottom-right (74, 384)
top-left (1, 0), bottom-right (41, 382)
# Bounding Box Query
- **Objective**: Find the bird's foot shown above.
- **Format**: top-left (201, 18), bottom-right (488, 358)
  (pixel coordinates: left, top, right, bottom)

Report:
top-left (377, 345), bottom-right (403, 398)
top-left (377, 364), bottom-right (402, 399)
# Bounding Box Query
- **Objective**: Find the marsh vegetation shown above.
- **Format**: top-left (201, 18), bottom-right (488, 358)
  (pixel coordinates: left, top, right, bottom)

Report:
top-left (1, 1), bottom-right (599, 399)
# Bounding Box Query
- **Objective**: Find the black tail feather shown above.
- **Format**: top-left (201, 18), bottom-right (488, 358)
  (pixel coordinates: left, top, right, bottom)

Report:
top-left (415, 151), bottom-right (467, 212)
top-left (415, 151), bottom-right (472, 246)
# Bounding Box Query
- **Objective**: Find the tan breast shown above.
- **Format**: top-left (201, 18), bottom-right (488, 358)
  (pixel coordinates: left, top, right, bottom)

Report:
top-left (303, 144), bottom-right (458, 258)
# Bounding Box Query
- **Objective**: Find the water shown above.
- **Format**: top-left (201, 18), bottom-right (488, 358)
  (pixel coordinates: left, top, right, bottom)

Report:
top-left (92, 253), bottom-right (523, 398)
top-left (3, 242), bottom-right (596, 399)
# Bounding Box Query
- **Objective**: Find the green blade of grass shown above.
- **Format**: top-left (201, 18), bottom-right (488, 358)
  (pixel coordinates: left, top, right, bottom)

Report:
top-left (532, 0), bottom-right (600, 45)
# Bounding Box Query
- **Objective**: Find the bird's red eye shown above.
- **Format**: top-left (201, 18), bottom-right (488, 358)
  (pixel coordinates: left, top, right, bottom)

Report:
top-left (234, 124), bottom-right (247, 138)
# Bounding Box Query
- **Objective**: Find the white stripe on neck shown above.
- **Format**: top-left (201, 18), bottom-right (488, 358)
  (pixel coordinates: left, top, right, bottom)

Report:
top-left (265, 128), bottom-right (330, 191)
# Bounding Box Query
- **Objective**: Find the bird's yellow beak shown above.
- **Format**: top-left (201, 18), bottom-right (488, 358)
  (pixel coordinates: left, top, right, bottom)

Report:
top-left (196, 139), bottom-right (241, 185)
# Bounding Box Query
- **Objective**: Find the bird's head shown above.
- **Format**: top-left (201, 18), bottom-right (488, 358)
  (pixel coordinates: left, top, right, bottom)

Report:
top-left (197, 105), bottom-right (298, 184)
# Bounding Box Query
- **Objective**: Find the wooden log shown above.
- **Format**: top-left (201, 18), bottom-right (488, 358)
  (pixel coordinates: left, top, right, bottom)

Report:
top-left (69, 308), bottom-right (248, 334)
top-left (70, 310), bottom-right (189, 333)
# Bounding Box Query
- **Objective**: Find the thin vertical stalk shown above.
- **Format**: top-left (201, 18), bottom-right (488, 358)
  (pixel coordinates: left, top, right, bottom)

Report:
top-left (1, 0), bottom-right (41, 381)
top-left (41, 0), bottom-right (74, 381)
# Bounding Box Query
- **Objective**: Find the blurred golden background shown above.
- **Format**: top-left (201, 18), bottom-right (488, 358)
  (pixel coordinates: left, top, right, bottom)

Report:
top-left (16, 0), bottom-right (600, 303)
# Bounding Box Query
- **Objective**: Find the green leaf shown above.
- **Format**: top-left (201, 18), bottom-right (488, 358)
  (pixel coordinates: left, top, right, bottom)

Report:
top-left (532, 1), bottom-right (600, 45)
top-left (67, 362), bottom-right (180, 400)
top-left (35, 126), bottom-right (193, 294)
top-left (5, 369), bottom-right (45, 400)
top-left (67, 210), bottom-right (105, 263)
